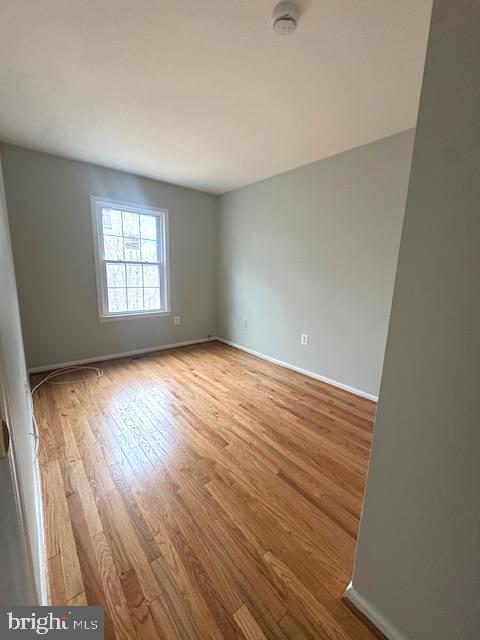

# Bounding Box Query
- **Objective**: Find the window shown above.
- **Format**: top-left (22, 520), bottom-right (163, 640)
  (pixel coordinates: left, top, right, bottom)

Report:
top-left (91, 197), bottom-right (170, 320)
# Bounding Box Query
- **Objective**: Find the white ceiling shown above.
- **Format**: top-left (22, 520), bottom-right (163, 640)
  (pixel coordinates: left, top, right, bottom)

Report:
top-left (0, 1), bottom-right (432, 194)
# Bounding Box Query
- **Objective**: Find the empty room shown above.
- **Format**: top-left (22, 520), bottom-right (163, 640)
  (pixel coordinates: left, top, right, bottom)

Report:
top-left (1, 1), bottom-right (478, 639)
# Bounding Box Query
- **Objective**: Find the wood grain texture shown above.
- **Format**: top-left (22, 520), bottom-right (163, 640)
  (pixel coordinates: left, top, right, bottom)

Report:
top-left (33, 341), bottom-right (380, 639)
top-left (234, 604), bottom-right (268, 640)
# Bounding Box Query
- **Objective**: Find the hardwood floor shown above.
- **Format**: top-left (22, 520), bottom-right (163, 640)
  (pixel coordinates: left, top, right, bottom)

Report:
top-left (33, 341), bottom-right (378, 639)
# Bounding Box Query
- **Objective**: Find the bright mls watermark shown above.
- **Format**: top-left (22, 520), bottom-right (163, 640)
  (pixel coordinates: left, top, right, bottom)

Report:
top-left (0, 607), bottom-right (103, 638)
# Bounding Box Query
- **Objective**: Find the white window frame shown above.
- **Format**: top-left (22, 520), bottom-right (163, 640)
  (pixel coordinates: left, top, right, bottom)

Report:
top-left (91, 196), bottom-right (171, 322)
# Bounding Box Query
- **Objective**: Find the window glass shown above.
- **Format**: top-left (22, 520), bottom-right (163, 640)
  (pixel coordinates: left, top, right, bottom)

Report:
top-left (106, 263), bottom-right (126, 287)
top-left (140, 214), bottom-right (157, 240)
top-left (108, 288), bottom-right (127, 313)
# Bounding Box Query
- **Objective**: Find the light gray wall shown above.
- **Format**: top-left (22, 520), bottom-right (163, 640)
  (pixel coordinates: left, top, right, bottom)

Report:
top-left (351, 2), bottom-right (479, 639)
top-left (1, 145), bottom-right (218, 369)
top-left (217, 131), bottom-right (414, 397)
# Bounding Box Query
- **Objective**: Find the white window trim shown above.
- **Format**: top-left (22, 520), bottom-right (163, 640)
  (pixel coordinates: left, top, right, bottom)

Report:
top-left (90, 195), bottom-right (171, 322)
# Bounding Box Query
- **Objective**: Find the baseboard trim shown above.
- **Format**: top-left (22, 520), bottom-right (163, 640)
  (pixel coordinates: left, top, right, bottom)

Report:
top-left (28, 337), bottom-right (214, 373)
top-left (344, 583), bottom-right (409, 640)
top-left (215, 337), bottom-right (378, 402)
top-left (33, 454), bottom-right (49, 605)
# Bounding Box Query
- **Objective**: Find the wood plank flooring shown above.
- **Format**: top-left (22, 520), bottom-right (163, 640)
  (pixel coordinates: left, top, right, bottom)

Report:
top-left (33, 341), bottom-right (378, 639)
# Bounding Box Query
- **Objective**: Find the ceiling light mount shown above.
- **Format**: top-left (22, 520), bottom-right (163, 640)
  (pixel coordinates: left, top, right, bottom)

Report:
top-left (272, 1), bottom-right (299, 36)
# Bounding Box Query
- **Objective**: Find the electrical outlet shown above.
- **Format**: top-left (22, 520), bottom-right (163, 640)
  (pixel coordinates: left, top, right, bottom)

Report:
top-left (174, 316), bottom-right (181, 325)
top-left (300, 333), bottom-right (308, 346)
top-left (241, 319), bottom-right (247, 328)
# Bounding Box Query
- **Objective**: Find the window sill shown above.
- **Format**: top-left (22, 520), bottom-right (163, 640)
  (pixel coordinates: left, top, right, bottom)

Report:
top-left (99, 310), bottom-right (171, 323)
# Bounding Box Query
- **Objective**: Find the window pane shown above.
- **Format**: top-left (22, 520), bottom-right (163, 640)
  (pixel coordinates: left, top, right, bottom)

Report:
top-left (108, 288), bottom-right (127, 313)
top-left (124, 237), bottom-right (141, 261)
top-left (102, 208), bottom-right (123, 236)
top-left (144, 287), bottom-right (160, 310)
top-left (127, 287), bottom-right (143, 311)
top-left (140, 214), bottom-right (157, 240)
top-left (143, 264), bottom-right (159, 287)
top-left (106, 263), bottom-right (126, 287)
top-left (104, 235), bottom-right (124, 261)
top-left (126, 264), bottom-right (142, 287)
top-left (141, 239), bottom-right (157, 263)
top-left (122, 211), bottom-right (140, 237)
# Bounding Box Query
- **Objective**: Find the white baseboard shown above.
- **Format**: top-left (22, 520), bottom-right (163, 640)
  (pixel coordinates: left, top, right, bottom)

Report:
top-left (344, 582), bottom-right (409, 640)
top-left (215, 337), bottom-right (378, 402)
top-left (28, 337), bottom-right (214, 373)
top-left (33, 454), bottom-right (49, 605)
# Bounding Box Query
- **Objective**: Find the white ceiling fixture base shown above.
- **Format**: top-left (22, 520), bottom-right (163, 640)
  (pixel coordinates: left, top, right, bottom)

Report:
top-left (272, 2), bottom-right (299, 36)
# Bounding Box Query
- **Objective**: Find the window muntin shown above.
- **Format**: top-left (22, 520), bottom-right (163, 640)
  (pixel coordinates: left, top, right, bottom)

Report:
top-left (92, 198), bottom-right (169, 320)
